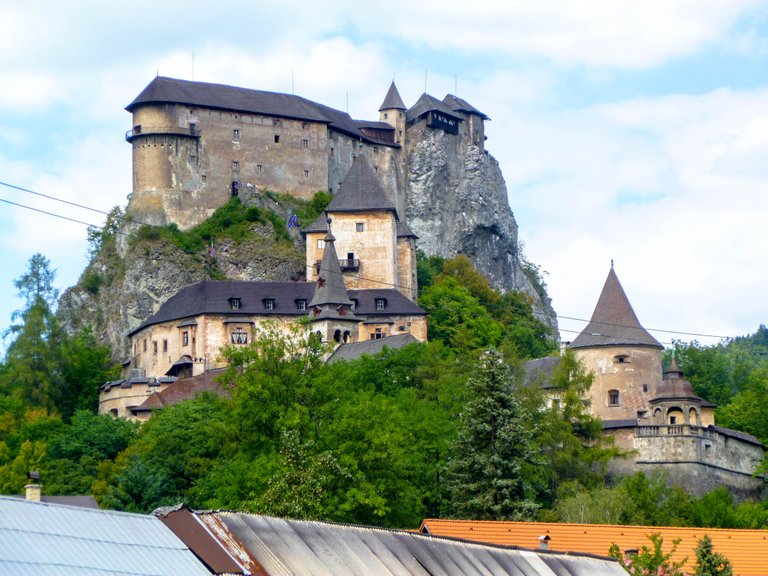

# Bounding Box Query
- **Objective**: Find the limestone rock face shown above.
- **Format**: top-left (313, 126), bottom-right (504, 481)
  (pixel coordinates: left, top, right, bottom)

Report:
top-left (406, 129), bottom-right (554, 322)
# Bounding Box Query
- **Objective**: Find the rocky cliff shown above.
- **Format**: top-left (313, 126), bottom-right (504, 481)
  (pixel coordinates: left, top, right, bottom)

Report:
top-left (406, 128), bottom-right (554, 323)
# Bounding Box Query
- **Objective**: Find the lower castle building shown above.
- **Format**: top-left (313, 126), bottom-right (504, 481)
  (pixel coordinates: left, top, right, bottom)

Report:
top-left (528, 266), bottom-right (765, 500)
top-left (100, 157), bottom-right (427, 420)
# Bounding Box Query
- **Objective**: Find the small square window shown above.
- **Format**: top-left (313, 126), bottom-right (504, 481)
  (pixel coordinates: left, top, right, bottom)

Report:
top-left (302, 139), bottom-right (308, 149)
top-left (304, 169), bottom-right (309, 178)
top-left (317, 239), bottom-right (325, 249)
top-left (296, 299), bottom-right (307, 311)
top-left (232, 129), bottom-right (240, 141)
top-left (273, 119), bottom-right (281, 126)
top-left (274, 134), bottom-right (280, 143)
top-left (375, 298), bottom-right (386, 311)
top-left (232, 160), bottom-right (239, 171)
top-left (183, 331), bottom-right (189, 346)
top-left (374, 147), bottom-right (378, 154)
top-left (643, 384), bottom-right (648, 392)
top-left (608, 390), bottom-right (620, 406)
top-left (189, 153), bottom-right (197, 163)
top-left (201, 174), bottom-right (207, 184)
top-left (302, 122), bottom-right (308, 129)
top-left (383, 112), bottom-right (388, 119)
top-left (264, 299), bottom-right (275, 310)
top-left (356, 222), bottom-right (364, 232)
top-left (256, 164), bottom-right (262, 174)
top-left (229, 298), bottom-right (241, 310)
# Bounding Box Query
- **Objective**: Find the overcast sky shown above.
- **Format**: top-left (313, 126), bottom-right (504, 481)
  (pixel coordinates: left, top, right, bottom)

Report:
top-left (1, 0), bottom-right (767, 350)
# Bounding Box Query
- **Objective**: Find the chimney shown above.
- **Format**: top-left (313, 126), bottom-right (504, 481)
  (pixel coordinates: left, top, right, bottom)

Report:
top-left (538, 535), bottom-right (551, 550)
top-left (25, 471), bottom-right (41, 502)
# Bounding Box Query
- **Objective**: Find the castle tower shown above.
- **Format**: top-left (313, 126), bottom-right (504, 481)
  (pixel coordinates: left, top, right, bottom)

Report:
top-left (379, 81), bottom-right (407, 145)
top-left (304, 156), bottom-right (417, 299)
top-left (309, 222), bottom-right (360, 344)
top-left (569, 265), bottom-right (663, 422)
top-left (650, 356), bottom-right (715, 427)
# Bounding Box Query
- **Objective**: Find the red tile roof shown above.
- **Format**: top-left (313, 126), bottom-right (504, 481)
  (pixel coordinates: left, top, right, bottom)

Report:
top-left (420, 519), bottom-right (768, 576)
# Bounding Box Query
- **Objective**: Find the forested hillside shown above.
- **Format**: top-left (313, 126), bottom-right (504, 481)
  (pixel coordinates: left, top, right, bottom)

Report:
top-left (1, 226), bottom-right (767, 528)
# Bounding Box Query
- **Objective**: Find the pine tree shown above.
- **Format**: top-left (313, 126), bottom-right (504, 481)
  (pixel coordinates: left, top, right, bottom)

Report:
top-left (446, 348), bottom-right (539, 519)
top-left (694, 535), bottom-right (733, 576)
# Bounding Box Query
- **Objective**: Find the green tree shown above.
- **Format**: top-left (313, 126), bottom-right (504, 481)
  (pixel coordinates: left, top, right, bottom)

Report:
top-left (609, 533), bottom-right (686, 576)
top-left (446, 348), bottom-right (539, 519)
top-left (694, 535), bottom-right (733, 576)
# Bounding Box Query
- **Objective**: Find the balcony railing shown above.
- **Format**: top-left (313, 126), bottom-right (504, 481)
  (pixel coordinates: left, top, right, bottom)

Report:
top-left (315, 259), bottom-right (360, 273)
top-left (125, 124), bottom-right (200, 142)
top-left (635, 424), bottom-right (714, 438)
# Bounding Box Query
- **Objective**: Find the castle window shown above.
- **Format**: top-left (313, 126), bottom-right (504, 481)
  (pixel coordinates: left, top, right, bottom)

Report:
top-left (232, 161), bottom-right (239, 171)
top-left (263, 298), bottom-right (275, 310)
top-left (317, 239), bottom-right (325, 249)
top-left (153, 341), bottom-right (158, 355)
top-left (608, 389), bottom-right (620, 406)
top-left (232, 129), bottom-right (240, 141)
top-left (189, 153), bottom-right (197, 163)
top-left (330, 147), bottom-right (334, 157)
top-left (374, 147), bottom-right (378, 154)
top-left (201, 175), bottom-right (207, 184)
top-left (304, 169), bottom-right (309, 178)
top-left (296, 299), bottom-right (307, 311)
top-left (274, 134), bottom-right (280, 143)
top-left (256, 164), bottom-right (262, 174)
top-left (356, 222), bottom-right (364, 232)
top-left (143, 339), bottom-right (147, 352)
top-left (334, 329), bottom-right (341, 343)
top-left (399, 112), bottom-right (403, 118)
top-left (371, 328), bottom-right (384, 340)
top-left (643, 384), bottom-right (648, 393)
top-left (614, 354), bottom-right (630, 364)
top-left (163, 340), bottom-right (168, 353)
top-left (231, 328), bottom-right (248, 345)
top-left (229, 298), bottom-right (241, 310)
top-left (374, 166), bottom-right (378, 173)
top-left (273, 119), bottom-right (281, 126)
top-left (375, 298), bottom-right (386, 311)
top-left (302, 139), bottom-right (308, 149)
top-left (302, 122), bottom-right (308, 129)
top-left (182, 331), bottom-right (189, 347)
top-left (383, 113), bottom-right (388, 119)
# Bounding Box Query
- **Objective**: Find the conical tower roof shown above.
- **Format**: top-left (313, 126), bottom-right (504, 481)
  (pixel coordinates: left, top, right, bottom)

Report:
top-left (652, 356), bottom-right (707, 403)
top-left (379, 81), bottom-right (406, 111)
top-left (309, 224), bottom-right (354, 310)
top-left (326, 156), bottom-right (398, 216)
top-left (570, 266), bottom-right (662, 349)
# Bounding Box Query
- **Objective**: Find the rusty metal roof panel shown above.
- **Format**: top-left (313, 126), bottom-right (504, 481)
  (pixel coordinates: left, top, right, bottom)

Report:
top-left (192, 512), bottom-right (627, 576)
top-left (0, 497), bottom-right (210, 576)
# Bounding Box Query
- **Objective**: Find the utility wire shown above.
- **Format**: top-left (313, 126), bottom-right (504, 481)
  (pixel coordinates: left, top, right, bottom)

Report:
top-left (0, 181), bottom-right (741, 343)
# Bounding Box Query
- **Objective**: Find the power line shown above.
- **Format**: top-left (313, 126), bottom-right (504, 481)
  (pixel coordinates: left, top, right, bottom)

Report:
top-left (556, 315), bottom-right (732, 341)
top-left (0, 180), bottom-right (113, 217)
top-left (0, 197), bottom-right (99, 229)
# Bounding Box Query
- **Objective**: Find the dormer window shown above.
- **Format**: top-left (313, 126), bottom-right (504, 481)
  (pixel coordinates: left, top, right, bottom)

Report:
top-left (375, 298), bottom-right (386, 311)
top-left (229, 298), bottom-right (241, 310)
top-left (296, 299), bottom-right (307, 311)
top-left (263, 298), bottom-right (275, 310)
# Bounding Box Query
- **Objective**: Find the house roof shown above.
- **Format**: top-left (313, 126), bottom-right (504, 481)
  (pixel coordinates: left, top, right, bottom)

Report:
top-left (419, 519), bottom-right (768, 576)
top-left (131, 368), bottom-right (228, 415)
top-left (570, 266), bottom-right (662, 350)
top-left (325, 155), bottom-right (398, 215)
top-left (158, 507), bottom-right (627, 576)
top-left (379, 81), bottom-right (407, 111)
top-left (0, 496), bottom-right (210, 576)
top-left (127, 76), bottom-right (396, 146)
top-left (442, 94), bottom-right (489, 120)
top-left (309, 229), bottom-right (355, 310)
top-left (130, 281), bottom-right (424, 335)
top-left (397, 219), bottom-right (418, 239)
top-left (406, 93), bottom-right (464, 123)
top-left (523, 355), bottom-right (562, 388)
top-left (6, 495), bottom-right (99, 509)
top-left (327, 333), bottom-right (420, 363)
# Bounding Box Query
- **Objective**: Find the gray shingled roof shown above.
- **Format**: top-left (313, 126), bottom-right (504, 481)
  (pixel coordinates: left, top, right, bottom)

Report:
top-left (570, 267), bottom-right (662, 349)
top-left (443, 94), bottom-right (489, 120)
top-left (523, 355), bottom-right (562, 388)
top-left (396, 219), bottom-right (418, 239)
top-left (327, 333), bottom-right (420, 363)
top-left (185, 511), bottom-right (627, 576)
top-left (0, 497), bottom-right (210, 576)
top-left (309, 230), bottom-right (355, 310)
top-left (406, 93), bottom-right (464, 123)
top-left (326, 155), bottom-right (398, 215)
top-left (379, 81), bottom-right (407, 111)
top-left (130, 281), bottom-right (424, 335)
top-left (127, 76), bottom-right (396, 146)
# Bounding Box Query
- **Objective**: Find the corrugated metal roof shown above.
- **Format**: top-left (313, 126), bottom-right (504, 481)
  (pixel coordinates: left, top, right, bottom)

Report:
top-left (189, 512), bottom-right (627, 576)
top-left (0, 497), bottom-right (210, 576)
top-left (421, 518), bottom-right (768, 576)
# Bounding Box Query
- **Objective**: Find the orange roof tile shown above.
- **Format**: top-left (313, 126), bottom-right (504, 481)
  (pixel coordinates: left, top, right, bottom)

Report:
top-left (420, 519), bottom-right (768, 576)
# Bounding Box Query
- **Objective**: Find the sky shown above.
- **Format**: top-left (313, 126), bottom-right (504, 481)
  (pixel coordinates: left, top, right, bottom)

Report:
top-left (1, 0), bottom-right (768, 351)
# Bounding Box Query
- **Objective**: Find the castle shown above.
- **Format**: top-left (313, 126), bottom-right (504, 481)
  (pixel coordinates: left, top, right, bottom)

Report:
top-left (529, 266), bottom-right (764, 499)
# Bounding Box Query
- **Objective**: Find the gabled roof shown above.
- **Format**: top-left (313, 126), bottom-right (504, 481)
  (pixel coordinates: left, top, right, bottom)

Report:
top-left (310, 228), bottom-right (355, 310)
top-left (379, 81), bottom-right (407, 111)
top-left (127, 76), bottom-right (396, 146)
top-left (442, 94), bottom-right (489, 120)
top-left (570, 267), bottom-right (662, 349)
top-left (327, 333), bottom-right (420, 363)
top-left (406, 93), bottom-right (464, 123)
top-left (326, 156), bottom-right (398, 215)
top-left (420, 518), bottom-right (768, 576)
top-left (158, 507), bottom-right (627, 576)
top-left (0, 497), bottom-right (210, 575)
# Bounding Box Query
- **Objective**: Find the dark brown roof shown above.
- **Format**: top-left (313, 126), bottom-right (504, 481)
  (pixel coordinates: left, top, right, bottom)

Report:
top-left (326, 156), bottom-right (398, 215)
top-left (130, 281), bottom-right (424, 335)
top-left (570, 267), bottom-right (662, 349)
top-left (127, 76), bottom-right (396, 146)
top-left (406, 93), bottom-right (464, 123)
top-left (327, 333), bottom-right (420, 363)
top-left (379, 81), bottom-right (407, 111)
top-left (131, 369), bottom-right (228, 415)
top-left (442, 94), bottom-right (489, 120)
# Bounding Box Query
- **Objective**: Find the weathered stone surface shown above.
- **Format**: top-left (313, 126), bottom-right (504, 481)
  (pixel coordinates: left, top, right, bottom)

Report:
top-left (406, 127), bottom-right (555, 323)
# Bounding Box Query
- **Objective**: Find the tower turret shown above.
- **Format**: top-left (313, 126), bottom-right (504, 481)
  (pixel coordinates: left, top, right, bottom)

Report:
top-left (379, 81), bottom-right (407, 144)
